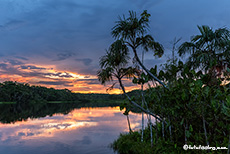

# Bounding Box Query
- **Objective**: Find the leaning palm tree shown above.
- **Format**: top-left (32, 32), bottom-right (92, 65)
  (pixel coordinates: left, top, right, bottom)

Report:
top-left (111, 10), bottom-right (167, 88)
top-left (178, 25), bottom-right (230, 77)
top-left (97, 40), bottom-right (138, 132)
top-left (98, 40), bottom-right (166, 129)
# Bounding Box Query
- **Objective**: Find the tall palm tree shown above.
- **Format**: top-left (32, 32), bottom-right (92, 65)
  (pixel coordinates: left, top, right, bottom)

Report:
top-left (111, 10), bottom-right (167, 88)
top-left (178, 25), bottom-right (230, 77)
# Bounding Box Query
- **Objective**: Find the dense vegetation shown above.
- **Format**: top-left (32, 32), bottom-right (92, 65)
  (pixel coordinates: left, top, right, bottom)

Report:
top-left (98, 10), bottom-right (230, 153)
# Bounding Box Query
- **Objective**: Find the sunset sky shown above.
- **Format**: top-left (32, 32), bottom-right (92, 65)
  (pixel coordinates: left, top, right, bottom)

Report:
top-left (0, 0), bottom-right (230, 93)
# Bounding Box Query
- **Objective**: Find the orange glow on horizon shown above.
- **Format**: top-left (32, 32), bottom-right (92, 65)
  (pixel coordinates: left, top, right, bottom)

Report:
top-left (0, 63), bottom-right (139, 93)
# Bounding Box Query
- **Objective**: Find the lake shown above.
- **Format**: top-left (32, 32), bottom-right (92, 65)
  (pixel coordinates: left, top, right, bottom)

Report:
top-left (0, 105), bottom-right (148, 154)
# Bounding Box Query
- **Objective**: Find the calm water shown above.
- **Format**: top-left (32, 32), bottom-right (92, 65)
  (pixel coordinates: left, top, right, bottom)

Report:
top-left (0, 105), bottom-right (146, 154)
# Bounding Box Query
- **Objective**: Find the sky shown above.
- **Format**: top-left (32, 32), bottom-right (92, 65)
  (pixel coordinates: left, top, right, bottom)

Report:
top-left (0, 0), bottom-right (230, 93)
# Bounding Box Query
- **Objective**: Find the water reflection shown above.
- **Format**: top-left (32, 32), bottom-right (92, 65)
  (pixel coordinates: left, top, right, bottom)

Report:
top-left (0, 106), bottom-right (147, 154)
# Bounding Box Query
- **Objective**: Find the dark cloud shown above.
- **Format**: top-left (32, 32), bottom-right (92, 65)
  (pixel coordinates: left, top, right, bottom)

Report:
top-left (20, 65), bottom-right (47, 70)
top-left (0, 20), bottom-right (26, 31)
top-left (44, 72), bottom-right (73, 78)
top-left (84, 76), bottom-right (91, 79)
top-left (5, 59), bottom-right (24, 65)
top-left (53, 52), bottom-right (75, 61)
top-left (15, 56), bottom-right (29, 61)
top-left (0, 63), bottom-right (22, 75)
top-left (0, 63), bottom-right (8, 69)
top-left (75, 58), bottom-right (93, 66)
top-left (37, 81), bottom-right (73, 87)
top-left (76, 79), bottom-right (99, 85)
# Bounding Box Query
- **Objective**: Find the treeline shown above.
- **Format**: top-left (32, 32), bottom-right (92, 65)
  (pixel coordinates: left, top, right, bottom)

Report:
top-left (0, 81), bottom-right (124, 104)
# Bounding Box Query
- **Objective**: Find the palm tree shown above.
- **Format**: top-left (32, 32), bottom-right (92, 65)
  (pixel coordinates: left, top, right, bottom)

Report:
top-left (97, 40), bottom-right (166, 126)
top-left (178, 25), bottom-right (230, 77)
top-left (97, 40), bottom-right (138, 132)
top-left (111, 10), bottom-right (167, 88)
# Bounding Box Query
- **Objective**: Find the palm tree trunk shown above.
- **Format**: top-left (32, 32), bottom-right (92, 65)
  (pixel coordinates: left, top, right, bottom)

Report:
top-left (184, 123), bottom-right (187, 144)
top-left (155, 119), bottom-right (158, 144)
top-left (168, 116), bottom-right (172, 142)
top-left (162, 120), bottom-right (165, 140)
top-left (227, 133), bottom-right (230, 154)
top-left (149, 115), bottom-right (153, 147)
top-left (202, 116), bottom-right (209, 146)
top-left (127, 115), bottom-right (132, 133)
top-left (117, 77), bottom-right (167, 124)
top-left (141, 111), bottom-right (144, 142)
top-left (132, 48), bottom-right (168, 89)
top-left (141, 55), bottom-right (144, 142)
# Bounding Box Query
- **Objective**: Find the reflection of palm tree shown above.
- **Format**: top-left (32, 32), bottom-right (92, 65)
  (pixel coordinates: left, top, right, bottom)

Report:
top-left (111, 10), bottom-right (167, 88)
top-left (97, 40), bottom-right (139, 132)
top-left (178, 25), bottom-right (230, 77)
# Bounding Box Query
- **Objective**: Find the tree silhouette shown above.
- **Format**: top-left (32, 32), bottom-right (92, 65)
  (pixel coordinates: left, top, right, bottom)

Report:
top-left (111, 10), bottom-right (167, 88)
top-left (178, 25), bottom-right (230, 78)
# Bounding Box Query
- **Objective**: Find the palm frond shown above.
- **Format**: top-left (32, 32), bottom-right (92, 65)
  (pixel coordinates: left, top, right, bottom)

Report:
top-left (97, 67), bottom-right (114, 85)
top-left (111, 10), bottom-right (151, 41)
top-left (120, 66), bottom-right (141, 79)
top-left (178, 42), bottom-right (196, 56)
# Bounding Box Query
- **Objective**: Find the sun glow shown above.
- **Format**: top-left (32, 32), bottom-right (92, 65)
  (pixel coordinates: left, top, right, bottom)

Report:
top-left (0, 61), bottom-right (139, 93)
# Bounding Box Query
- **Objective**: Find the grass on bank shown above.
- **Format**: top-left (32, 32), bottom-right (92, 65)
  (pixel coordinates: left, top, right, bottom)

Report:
top-left (0, 102), bottom-right (16, 104)
top-left (111, 126), bottom-right (210, 154)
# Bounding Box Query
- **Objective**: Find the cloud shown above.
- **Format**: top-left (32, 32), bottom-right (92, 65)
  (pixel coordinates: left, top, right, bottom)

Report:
top-left (53, 52), bottom-right (75, 61)
top-left (37, 81), bottom-right (73, 87)
top-left (44, 72), bottom-right (73, 78)
top-left (75, 58), bottom-right (93, 66)
top-left (43, 0), bottom-right (80, 10)
top-left (76, 79), bottom-right (99, 85)
top-left (5, 59), bottom-right (24, 65)
top-left (0, 63), bottom-right (8, 69)
top-left (0, 20), bottom-right (26, 31)
top-left (14, 56), bottom-right (29, 61)
top-left (20, 65), bottom-right (47, 70)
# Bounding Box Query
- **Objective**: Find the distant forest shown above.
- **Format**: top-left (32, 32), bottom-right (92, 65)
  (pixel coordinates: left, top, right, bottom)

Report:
top-left (0, 81), bottom-right (127, 104)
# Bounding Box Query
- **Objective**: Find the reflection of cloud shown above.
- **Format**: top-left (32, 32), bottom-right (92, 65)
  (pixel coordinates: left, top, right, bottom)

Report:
top-left (18, 132), bottom-right (26, 137)
top-left (0, 106), bottom-right (151, 152)
top-left (74, 136), bottom-right (92, 145)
